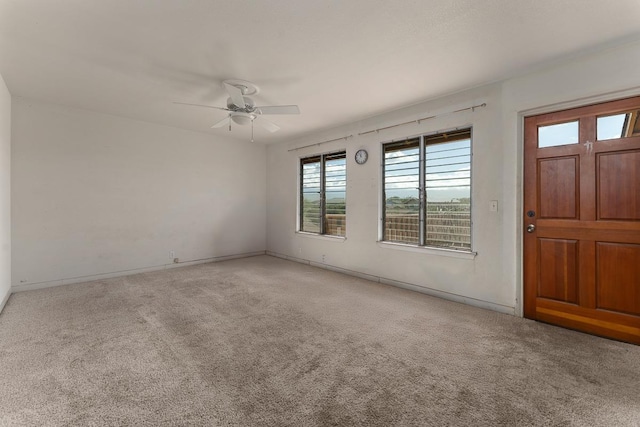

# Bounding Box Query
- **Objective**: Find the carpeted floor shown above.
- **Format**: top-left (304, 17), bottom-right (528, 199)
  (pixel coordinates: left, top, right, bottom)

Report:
top-left (0, 255), bottom-right (638, 426)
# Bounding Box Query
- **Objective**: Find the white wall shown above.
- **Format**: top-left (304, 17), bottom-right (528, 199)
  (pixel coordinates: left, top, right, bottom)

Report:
top-left (501, 38), bottom-right (640, 314)
top-left (9, 39), bottom-right (640, 309)
top-left (267, 39), bottom-right (640, 315)
top-left (267, 83), bottom-right (514, 313)
top-left (12, 99), bottom-right (266, 290)
top-left (0, 73), bottom-right (10, 311)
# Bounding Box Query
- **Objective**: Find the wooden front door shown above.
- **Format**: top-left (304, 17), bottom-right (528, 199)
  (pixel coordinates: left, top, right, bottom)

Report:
top-left (524, 96), bottom-right (640, 344)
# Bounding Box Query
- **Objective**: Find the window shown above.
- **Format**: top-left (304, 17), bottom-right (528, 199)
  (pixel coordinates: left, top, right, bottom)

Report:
top-left (538, 121), bottom-right (579, 148)
top-left (300, 151), bottom-right (346, 236)
top-left (383, 129), bottom-right (472, 251)
top-left (597, 109), bottom-right (640, 140)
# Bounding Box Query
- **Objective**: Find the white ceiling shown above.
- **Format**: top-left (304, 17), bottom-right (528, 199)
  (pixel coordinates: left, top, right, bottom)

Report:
top-left (1, 0), bottom-right (640, 144)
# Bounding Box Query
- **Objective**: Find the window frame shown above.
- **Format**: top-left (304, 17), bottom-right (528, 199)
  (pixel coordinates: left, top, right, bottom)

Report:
top-left (381, 127), bottom-right (473, 252)
top-left (298, 150), bottom-right (347, 237)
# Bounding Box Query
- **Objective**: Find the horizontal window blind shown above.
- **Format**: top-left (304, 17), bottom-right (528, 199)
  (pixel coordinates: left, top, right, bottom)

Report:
top-left (300, 156), bottom-right (321, 233)
top-left (425, 130), bottom-right (471, 250)
top-left (383, 139), bottom-right (420, 244)
top-left (300, 151), bottom-right (346, 237)
top-left (382, 129), bottom-right (472, 251)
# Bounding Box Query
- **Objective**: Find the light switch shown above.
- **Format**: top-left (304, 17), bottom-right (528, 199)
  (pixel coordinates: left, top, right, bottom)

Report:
top-left (490, 200), bottom-right (498, 212)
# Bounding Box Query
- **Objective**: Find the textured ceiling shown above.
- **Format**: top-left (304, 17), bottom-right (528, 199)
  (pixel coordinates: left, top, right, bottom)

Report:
top-left (1, 0), bottom-right (640, 143)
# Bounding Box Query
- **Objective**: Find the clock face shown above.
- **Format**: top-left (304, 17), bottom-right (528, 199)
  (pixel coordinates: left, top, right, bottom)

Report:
top-left (355, 149), bottom-right (368, 165)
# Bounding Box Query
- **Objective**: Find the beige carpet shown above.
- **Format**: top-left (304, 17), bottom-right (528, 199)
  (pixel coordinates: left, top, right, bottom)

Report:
top-left (0, 255), bottom-right (638, 426)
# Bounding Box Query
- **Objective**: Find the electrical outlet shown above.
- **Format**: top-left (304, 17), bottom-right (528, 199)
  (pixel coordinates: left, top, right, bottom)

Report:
top-left (322, 254), bottom-right (326, 263)
top-left (169, 251), bottom-right (175, 259)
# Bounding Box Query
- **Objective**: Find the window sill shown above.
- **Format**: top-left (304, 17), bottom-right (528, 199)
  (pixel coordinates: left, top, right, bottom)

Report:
top-left (376, 241), bottom-right (477, 259)
top-left (296, 231), bottom-right (347, 242)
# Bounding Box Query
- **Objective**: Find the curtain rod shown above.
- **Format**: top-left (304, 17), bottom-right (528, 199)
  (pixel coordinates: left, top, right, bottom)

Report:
top-left (358, 103), bottom-right (487, 136)
top-left (287, 102), bottom-right (486, 152)
top-left (288, 135), bottom-right (353, 152)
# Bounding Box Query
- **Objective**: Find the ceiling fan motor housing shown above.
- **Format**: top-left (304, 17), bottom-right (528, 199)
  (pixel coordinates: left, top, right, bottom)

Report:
top-left (227, 96), bottom-right (256, 112)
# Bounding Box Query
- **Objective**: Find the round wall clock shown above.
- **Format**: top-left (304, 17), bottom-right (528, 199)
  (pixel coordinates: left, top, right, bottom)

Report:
top-left (355, 149), bottom-right (368, 165)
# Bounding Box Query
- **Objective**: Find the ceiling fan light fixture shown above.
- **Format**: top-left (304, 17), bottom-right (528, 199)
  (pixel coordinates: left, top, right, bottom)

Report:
top-left (230, 112), bottom-right (257, 126)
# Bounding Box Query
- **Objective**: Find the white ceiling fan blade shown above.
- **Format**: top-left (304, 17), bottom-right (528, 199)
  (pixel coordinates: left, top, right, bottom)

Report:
top-left (255, 117), bottom-right (280, 133)
top-left (257, 105), bottom-right (300, 115)
top-left (211, 116), bottom-right (231, 129)
top-left (173, 101), bottom-right (229, 111)
top-left (223, 82), bottom-right (246, 109)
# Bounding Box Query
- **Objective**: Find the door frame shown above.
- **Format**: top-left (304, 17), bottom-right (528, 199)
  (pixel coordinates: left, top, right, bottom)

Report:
top-left (517, 87), bottom-right (640, 318)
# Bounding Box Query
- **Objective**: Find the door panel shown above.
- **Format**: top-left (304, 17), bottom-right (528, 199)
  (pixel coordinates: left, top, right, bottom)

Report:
top-left (598, 150), bottom-right (640, 220)
top-left (538, 239), bottom-right (578, 303)
top-left (538, 157), bottom-right (579, 219)
top-left (524, 96), bottom-right (640, 345)
top-left (596, 242), bottom-right (640, 316)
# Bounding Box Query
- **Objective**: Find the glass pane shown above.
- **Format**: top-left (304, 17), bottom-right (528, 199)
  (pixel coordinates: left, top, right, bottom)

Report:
top-left (301, 160), bottom-right (321, 233)
top-left (538, 121), bottom-right (579, 148)
top-left (425, 137), bottom-right (471, 250)
top-left (597, 110), bottom-right (640, 140)
top-left (325, 155), bottom-right (346, 237)
top-left (384, 141), bottom-right (419, 244)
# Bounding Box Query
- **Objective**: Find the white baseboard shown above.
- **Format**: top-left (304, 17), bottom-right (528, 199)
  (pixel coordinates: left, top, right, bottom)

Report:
top-left (266, 250), bottom-right (515, 316)
top-left (12, 251), bottom-right (266, 293)
top-left (377, 277), bottom-right (515, 315)
top-left (0, 287), bottom-right (11, 314)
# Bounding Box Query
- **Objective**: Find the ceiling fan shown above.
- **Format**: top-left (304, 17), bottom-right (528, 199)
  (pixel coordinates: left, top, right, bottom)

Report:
top-left (174, 79), bottom-right (300, 141)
